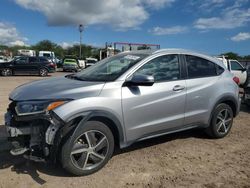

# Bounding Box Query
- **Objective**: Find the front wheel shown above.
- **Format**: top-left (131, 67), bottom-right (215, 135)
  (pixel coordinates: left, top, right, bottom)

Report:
top-left (1, 68), bottom-right (12, 76)
top-left (61, 121), bottom-right (114, 176)
top-left (206, 103), bottom-right (234, 138)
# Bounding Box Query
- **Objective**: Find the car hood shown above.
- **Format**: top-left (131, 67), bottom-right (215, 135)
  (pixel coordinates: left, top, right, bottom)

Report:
top-left (9, 76), bottom-right (105, 101)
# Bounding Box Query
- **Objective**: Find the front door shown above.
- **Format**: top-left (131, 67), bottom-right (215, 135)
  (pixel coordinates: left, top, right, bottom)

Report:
top-left (122, 54), bottom-right (186, 142)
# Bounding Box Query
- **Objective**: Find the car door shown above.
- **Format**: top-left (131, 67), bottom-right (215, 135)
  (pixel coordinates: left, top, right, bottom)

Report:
top-left (28, 57), bottom-right (40, 73)
top-left (13, 57), bottom-right (28, 74)
top-left (122, 54), bottom-right (186, 142)
top-left (184, 55), bottom-right (224, 126)
top-left (229, 60), bottom-right (247, 85)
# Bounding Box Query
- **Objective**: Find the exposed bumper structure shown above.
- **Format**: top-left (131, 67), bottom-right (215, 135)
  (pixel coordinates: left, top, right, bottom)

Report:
top-left (4, 101), bottom-right (67, 161)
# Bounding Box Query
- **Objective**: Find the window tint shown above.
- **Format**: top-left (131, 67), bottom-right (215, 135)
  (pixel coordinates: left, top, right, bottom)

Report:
top-left (29, 57), bottom-right (37, 63)
top-left (135, 54), bottom-right (180, 82)
top-left (230, 61), bottom-right (243, 71)
top-left (186, 55), bottom-right (217, 78)
top-left (15, 57), bottom-right (27, 64)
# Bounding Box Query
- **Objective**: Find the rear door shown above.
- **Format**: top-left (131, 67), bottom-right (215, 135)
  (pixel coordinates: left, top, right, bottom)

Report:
top-left (122, 54), bottom-right (187, 142)
top-left (183, 55), bottom-right (224, 126)
top-left (28, 57), bottom-right (40, 73)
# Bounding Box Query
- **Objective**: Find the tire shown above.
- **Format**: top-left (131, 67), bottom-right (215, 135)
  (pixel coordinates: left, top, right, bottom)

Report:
top-left (206, 103), bottom-right (234, 139)
top-left (39, 68), bottom-right (48, 77)
top-left (1, 68), bottom-right (12, 76)
top-left (61, 121), bottom-right (114, 176)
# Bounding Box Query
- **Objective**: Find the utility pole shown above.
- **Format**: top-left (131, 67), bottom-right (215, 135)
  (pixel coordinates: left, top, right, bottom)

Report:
top-left (79, 24), bottom-right (84, 59)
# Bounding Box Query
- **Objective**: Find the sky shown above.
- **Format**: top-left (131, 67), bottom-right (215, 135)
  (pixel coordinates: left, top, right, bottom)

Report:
top-left (0, 0), bottom-right (250, 55)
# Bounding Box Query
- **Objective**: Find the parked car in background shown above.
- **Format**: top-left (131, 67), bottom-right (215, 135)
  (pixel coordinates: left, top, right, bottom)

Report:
top-left (0, 56), bottom-right (55, 76)
top-left (85, 57), bottom-right (98, 67)
top-left (62, 58), bottom-right (80, 72)
top-left (5, 49), bottom-right (240, 176)
top-left (217, 56), bottom-right (248, 87)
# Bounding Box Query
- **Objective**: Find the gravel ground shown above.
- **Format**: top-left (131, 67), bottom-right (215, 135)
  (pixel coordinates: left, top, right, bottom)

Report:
top-left (0, 73), bottom-right (250, 188)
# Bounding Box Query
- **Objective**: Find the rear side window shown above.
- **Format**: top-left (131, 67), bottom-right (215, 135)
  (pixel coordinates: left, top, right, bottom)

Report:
top-left (230, 60), bottom-right (243, 71)
top-left (185, 55), bottom-right (218, 79)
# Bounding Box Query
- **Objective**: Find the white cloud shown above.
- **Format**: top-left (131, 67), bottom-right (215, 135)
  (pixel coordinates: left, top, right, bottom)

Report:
top-left (15, 0), bottom-right (175, 30)
top-left (0, 22), bottom-right (28, 46)
top-left (194, 8), bottom-right (250, 29)
top-left (60, 42), bottom-right (75, 49)
top-left (149, 26), bottom-right (188, 35)
top-left (231, 32), bottom-right (250, 41)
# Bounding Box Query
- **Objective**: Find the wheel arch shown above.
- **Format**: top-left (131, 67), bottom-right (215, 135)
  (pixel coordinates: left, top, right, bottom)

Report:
top-left (67, 110), bottom-right (126, 149)
top-left (209, 95), bottom-right (239, 125)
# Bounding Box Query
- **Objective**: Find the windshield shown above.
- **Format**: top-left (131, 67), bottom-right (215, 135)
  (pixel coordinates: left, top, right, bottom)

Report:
top-left (73, 53), bottom-right (148, 82)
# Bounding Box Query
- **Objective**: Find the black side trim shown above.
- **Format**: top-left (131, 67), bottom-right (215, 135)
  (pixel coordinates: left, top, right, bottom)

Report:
top-left (69, 111), bottom-right (125, 146)
top-left (50, 110), bottom-right (126, 162)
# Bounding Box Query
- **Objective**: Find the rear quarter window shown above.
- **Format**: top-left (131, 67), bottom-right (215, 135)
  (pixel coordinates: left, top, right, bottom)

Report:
top-left (185, 55), bottom-right (223, 79)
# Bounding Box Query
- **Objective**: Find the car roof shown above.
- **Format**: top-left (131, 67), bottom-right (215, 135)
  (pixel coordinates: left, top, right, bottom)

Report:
top-left (120, 48), bottom-right (225, 68)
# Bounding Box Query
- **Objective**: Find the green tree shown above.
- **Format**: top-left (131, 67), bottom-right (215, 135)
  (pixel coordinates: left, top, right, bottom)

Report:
top-left (220, 52), bottom-right (240, 59)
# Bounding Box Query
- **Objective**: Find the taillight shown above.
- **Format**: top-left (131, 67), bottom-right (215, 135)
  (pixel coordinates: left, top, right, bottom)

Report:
top-left (50, 62), bottom-right (55, 67)
top-left (233, 76), bottom-right (240, 85)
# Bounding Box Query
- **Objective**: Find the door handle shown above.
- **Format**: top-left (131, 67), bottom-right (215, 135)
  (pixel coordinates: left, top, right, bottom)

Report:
top-left (173, 85), bottom-right (185, 91)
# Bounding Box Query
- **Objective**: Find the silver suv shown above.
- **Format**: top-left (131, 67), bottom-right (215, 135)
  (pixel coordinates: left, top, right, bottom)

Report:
top-left (5, 49), bottom-right (240, 176)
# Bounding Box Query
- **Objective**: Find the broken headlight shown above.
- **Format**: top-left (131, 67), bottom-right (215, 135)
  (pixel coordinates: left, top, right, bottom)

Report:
top-left (15, 101), bottom-right (68, 116)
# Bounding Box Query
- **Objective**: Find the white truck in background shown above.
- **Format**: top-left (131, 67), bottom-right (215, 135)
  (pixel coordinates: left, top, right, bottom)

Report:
top-left (217, 56), bottom-right (248, 87)
top-left (18, 49), bottom-right (36, 57)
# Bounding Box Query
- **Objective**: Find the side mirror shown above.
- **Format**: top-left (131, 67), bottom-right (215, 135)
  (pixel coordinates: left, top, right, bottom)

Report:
top-left (125, 74), bottom-right (154, 86)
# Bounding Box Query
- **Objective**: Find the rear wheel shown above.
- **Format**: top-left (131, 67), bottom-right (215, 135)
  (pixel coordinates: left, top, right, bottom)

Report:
top-left (61, 121), bottom-right (114, 176)
top-left (206, 103), bottom-right (234, 138)
top-left (39, 68), bottom-right (48, 77)
top-left (1, 68), bottom-right (12, 76)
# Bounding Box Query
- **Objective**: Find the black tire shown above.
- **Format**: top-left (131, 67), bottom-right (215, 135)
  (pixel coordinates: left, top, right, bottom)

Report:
top-left (39, 68), bottom-right (48, 77)
top-left (61, 121), bottom-right (114, 176)
top-left (1, 68), bottom-right (12, 76)
top-left (206, 103), bottom-right (234, 138)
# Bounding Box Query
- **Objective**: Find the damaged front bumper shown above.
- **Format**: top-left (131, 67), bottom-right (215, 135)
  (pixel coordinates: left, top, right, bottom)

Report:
top-left (4, 102), bottom-right (70, 162)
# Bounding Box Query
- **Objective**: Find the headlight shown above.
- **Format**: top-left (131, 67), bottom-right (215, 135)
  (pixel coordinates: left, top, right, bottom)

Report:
top-left (15, 101), bottom-right (68, 116)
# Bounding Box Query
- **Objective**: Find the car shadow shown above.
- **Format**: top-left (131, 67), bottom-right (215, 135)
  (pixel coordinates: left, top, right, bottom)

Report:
top-left (0, 127), bottom-right (208, 185)
top-left (114, 128), bottom-right (208, 155)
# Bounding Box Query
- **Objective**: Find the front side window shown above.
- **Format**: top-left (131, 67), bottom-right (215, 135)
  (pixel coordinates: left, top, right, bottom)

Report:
top-left (186, 55), bottom-right (217, 78)
top-left (15, 57), bottom-right (27, 64)
top-left (74, 53), bottom-right (148, 81)
top-left (230, 61), bottom-right (243, 71)
top-left (134, 54), bottom-right (180, 82)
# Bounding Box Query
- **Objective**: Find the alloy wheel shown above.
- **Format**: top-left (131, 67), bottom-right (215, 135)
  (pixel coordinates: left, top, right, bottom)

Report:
top-left (2, 68), bottom-right (12, 76)
top-left (70, 130), bottom-right (109, 170)
top-left (40, 69), bottom-right (48, 76)
top-left (216, 109), bottom-right (232, 134)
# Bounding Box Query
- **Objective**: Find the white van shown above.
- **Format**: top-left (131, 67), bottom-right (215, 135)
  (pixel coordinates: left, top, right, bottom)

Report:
top-left (18, 49), bottom-right (36, 57)
top-left (39, 51), bottom-right (55, 59)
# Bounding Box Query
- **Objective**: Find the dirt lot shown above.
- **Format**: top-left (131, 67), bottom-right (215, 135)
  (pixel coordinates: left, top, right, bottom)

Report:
top-left (0, 73), bottom-right (250, 188)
